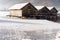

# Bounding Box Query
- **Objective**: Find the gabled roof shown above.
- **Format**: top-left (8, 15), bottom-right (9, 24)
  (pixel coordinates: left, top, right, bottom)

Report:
top-left (47, 7), bottom-right (53, 10)
top-left (50, 7), bottom-right (58, 13)
top-left (35, 6), bottom-right (51, 13)
top-left (35, 6), bottom-right (53, 11)
top-left (58, 11), bottom-right (60, 13)
top-left (35, 6), bottom-right (44, 10)
top-left (9, 2), bottom-right (29, 10)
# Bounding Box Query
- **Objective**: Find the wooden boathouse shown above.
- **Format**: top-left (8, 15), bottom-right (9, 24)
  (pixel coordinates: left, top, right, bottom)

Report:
top-left (9, 2), bottom-right (58, 21)
top-left (9, 2), bottom-right (37, 18)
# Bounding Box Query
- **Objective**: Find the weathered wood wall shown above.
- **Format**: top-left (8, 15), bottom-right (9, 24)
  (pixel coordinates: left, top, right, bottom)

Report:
top-left (22, 3), bottom-right (37, 18)
top-left (9, 9), bottom-right (22, 17)
top-left (9, 3), bottom-right (58, 21)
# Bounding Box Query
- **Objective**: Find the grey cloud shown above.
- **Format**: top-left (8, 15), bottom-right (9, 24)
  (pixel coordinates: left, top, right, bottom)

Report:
top-left (0, 0), bottom-right (60, 10)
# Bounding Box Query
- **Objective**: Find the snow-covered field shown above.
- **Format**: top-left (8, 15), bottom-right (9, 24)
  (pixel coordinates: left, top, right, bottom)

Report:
top-left (0, 11), bottom-right (60, 40)
top-left (0, 17), bottom-right (60, 31)
top-left (0, 16), bottom-right (60, 31)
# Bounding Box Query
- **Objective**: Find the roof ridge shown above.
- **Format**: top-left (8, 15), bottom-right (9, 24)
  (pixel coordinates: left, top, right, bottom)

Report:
top-left (9, 2), bottom-right (30, 10)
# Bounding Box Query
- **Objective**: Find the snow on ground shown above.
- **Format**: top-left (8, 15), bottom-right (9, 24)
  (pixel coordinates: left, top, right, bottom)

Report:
top-left (0, 11), bottom-right (9, 16)
top-left (0, 11), bottom-right (60, 31)
top-left (0, 11), bottom-right (60, 40)
top-left (0, 17), bottom-right (60, 31)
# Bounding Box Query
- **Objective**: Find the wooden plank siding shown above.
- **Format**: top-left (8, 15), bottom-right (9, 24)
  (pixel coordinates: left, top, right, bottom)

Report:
top-left (9, 9), bottom-right (22, 17)
top-left (9, 3), bottom-right (58, 21)
top-left (36, 6), bottom-right (51, 19)
top-left (21, 3), bottom-right (38, 18)
top-left (9, 3), bottom-right (37, 18)
top-left (50, 7), bottom-right (58, 21)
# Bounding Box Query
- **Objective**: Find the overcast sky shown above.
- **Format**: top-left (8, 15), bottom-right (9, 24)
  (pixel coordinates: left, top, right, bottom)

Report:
top-left (0, 0), bottom-right (60, 10)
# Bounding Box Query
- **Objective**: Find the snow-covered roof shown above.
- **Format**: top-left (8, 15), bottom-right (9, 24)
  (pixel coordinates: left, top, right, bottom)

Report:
top-left (47, 7), bottom-right (53, 10)
top-left (9, 2), bottom-right (29, 10)
top-left (58, 11), bottom-right (60, 13)
top-left (35, 6), bottom-right (53, 10)
top-left (35, 6), bottom-right (44, 10)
